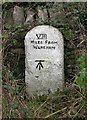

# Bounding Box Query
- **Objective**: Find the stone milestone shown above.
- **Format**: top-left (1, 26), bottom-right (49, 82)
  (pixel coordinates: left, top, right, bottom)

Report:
top-left (25, 25), bottom-right (64, 96)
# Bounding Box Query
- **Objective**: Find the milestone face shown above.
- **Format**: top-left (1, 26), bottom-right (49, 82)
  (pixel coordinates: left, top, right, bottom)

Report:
top-left (25, 25), bottom-right (64, 96)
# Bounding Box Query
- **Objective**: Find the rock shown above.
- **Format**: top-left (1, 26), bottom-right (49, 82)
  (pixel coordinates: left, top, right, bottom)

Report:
top-left (3, 8), bottom-right (14, 28)
top-left (24, 9), bottom-right (35, 25)
top-left (13, 5), bottom-right (25, 26)
top-left (37, 6), bottom-right (48, 23)
top-left (25, 25), bottom-right (64, 96)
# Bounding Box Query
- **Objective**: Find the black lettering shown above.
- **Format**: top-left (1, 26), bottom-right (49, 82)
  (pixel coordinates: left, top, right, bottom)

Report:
top-left (36, 34), bottom-right (42, 39)
top-left (36, 34), bottom-right (47, 39)
top-left (31, 40), bottom-right (34, 43)
top-left (33, 45), bottom-right (37, 49)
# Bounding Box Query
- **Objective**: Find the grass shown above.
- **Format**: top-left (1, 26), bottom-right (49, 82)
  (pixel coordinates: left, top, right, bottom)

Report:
top-left (2, 67), bottom-right (86, 119)
top-left (2, 4), bottom-right (87, 118)
top-left (2, 26), bottom-right (86, 120)
top-left (2, 26), bottom-right (86, 119)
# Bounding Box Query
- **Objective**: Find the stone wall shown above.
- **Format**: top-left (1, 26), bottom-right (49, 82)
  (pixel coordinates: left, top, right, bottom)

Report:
top-left (3, 3), bottom-right (68, 27)
top-left (2, 2), bottom-right (87, 81)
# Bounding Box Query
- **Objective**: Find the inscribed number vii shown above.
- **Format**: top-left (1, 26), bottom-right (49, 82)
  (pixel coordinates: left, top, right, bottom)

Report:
top-left (36, 34), bottom-right (47, 39)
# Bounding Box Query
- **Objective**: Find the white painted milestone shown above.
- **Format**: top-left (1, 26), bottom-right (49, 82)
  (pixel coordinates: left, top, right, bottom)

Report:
top-left (25, 25), bottom-right (64, 96)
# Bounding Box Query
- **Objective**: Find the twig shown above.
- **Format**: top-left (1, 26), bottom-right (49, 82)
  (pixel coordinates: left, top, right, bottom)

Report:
top-left (73, 105), bottom-right (84, 118)
top-left (16, 109), bottom-right (22, 118)
top-left (9, 109), bottom-right (12, 118)
top-left (33, 95), bottom-right (53, 117)
top-left (77, 40), bottom-right (85, 48)
top-left (45, 107), bottom-right (67, 118)
top-left (34, 97), bottom-right (49, 117)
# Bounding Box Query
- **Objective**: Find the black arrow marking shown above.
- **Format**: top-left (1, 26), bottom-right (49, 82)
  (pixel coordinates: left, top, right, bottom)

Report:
top-left (36, 62), bottom-right (44, 70)
top-left (35, 60), bottom-right (44, 70)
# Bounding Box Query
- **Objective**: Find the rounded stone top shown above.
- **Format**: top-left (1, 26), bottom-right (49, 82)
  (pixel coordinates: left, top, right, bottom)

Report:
top-left (25, 25), bottom-right (63, 42)
top-left (25, 25), bottom-right (64, 61)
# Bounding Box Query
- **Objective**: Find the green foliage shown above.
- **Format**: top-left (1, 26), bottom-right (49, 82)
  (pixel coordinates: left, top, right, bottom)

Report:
top-left (7, 70), bottom-right (14, 80)
top-left (62, 27), bottom-right (75, 40)
top-left (10, 101), bottom-right (18, 109)
top-left (74, 54), bottom-right (87, 89)
top-left (63, 87), bottom-right (71, 95)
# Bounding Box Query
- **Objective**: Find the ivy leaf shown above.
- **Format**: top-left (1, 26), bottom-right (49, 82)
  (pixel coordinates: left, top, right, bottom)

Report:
top-left (74, 69), bottom-right (86, 89)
